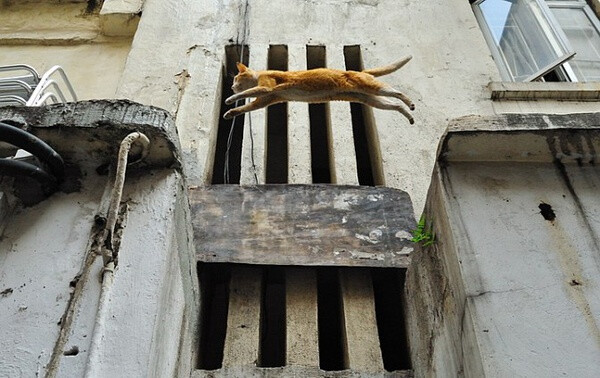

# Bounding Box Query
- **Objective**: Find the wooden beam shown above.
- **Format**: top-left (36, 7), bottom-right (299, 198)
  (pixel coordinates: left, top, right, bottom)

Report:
top-left (191, 185), bottom-right (416, 267)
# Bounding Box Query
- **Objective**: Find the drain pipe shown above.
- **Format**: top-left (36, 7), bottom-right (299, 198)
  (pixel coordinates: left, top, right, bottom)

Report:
top-left (101, 132), bottom-right (150, 265)
top-left (84, 132), bottom-right (150, 378)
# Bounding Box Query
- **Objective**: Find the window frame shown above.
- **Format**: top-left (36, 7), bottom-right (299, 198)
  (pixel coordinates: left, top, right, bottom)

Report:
top-left (545, 0), bottom-right (600, 82)
top-left (472, 0), bottom-right (577, 82)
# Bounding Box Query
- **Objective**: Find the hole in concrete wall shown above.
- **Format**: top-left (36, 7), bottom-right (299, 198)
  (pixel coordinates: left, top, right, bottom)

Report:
top-left (372, 268), bottom-right (411, 371)
top-left (197, 263), bottom-right (231, 370)
top-left (266, 45), bottom-right (289, 184)
top-left (259, 266), bottom-right (286, 367)
top-left (317, 267), bottom-right (348, 370)
top-left (306, 46), bottom-right (333, 184)
top-left (63, 345), bottom-right (79, 356)
top-left (211, 45), bottom-right (250, 184)
top-left (539, 202), bottom-right (556, 221)
top-left (344, 45), bottom-right (384, 186)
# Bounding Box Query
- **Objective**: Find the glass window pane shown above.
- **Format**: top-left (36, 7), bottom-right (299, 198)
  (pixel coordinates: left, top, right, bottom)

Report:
top-left (476, 0), bottom-right (574, 81)
top-left (549, 7), bottom-right (600, 81)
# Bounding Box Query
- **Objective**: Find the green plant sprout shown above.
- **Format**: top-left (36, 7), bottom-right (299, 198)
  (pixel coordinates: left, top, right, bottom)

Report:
top-left (411, 215), bottom-right (436, 246)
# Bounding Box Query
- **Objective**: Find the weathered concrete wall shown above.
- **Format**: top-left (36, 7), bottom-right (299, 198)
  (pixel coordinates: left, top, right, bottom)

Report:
top-left (0, 101), bottom-right (196, 378)
top-left (0, 172), bottom-right (106, 377)
top-left (406, 114), bottom-right (600, 377)
top-left (0, 2), bottom-right (135, 100)
top-left (4, 0), bottom-right (597, 211)
top-left (113, 0), bottom-right (600, 215)
top-left (2, 1), bottom-right (600, 377)
top-left (116, 0), bottom-right (499, 213)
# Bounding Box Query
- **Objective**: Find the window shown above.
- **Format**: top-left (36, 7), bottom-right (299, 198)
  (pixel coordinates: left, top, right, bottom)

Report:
top-left (473, 0), bottom-right (600, 82)
top-left (547, 1), bottom-right (600, 81)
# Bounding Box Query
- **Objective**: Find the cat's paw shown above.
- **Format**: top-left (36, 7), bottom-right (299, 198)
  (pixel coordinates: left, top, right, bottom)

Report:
top-left (409, 103), bottom-right (415, 111)
top-left (408, 117), bottom-right (415, 124)
top-left (223, 110), bottom-right (235, 119)
top-left (225, 95), bottom-right (237, 105)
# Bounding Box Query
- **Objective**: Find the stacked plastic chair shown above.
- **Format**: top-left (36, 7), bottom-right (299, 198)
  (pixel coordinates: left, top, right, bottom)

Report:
top-left (0, 64), bottom-right (73, 199)
top-left (0, 64), bottom-right (77, 107)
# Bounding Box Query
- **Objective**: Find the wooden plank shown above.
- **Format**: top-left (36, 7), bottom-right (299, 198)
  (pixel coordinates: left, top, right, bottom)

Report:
top-left (340, 269), bottom-right (384, 372)
top-left (190, 185), bottom-right (415, 267)
top-left (222, 266), bottom-right (262, 367)
top-left (286, 268), bottom-right (319, 366)
top-left (240, 44), bottom-right (268, 185)
top-left (287, 44), bottom-right (313, 184)
top-left (327, 45), bottom-right (359, 185)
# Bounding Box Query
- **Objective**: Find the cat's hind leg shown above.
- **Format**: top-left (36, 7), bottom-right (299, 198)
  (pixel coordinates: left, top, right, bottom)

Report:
top-left (225, 86), bottom-right (273, 105)
top-left (352, 94), bottom-right (414, 124)
top-left (376, 86), bottom-right (415, 110)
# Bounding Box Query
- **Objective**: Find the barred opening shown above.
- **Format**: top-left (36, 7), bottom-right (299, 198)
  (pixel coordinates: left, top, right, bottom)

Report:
top-left (372, 268), bottom-right (411, 371)
top-left (317, 267), bottom-right (348, 370)
top-left (211, 45), bottom-right (250, 184)
top-left (266, 45), bottom-right (289, 184)
top-left (343, 45), bottom-right (384, 186)
top-left (306, 45), bottom-right (333, 184)
top-left (197, 263), bottom-right (231, 370)
top-left (259, 266), bottom-right (287, 367)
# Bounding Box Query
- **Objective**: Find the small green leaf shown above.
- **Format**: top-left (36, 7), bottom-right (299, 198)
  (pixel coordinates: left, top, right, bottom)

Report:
top-left (410, 215), bottom-right (436, 247)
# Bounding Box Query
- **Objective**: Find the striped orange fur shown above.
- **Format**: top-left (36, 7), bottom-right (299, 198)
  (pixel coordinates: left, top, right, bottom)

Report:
top-left (224, 55), bottom-right (415, 124)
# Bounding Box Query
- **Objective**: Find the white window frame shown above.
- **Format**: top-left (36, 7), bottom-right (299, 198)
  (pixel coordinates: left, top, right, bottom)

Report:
top-left (545, 0), bottom-right (600, 82)
top-left (472, 0), bottom-right (576, 82)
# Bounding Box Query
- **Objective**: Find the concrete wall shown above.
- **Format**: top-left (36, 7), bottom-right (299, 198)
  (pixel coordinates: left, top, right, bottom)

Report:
top-left (0, 2), bottom-right (135, 100)
top-left (0, 101), bottom-right (196, 378)
top-left (0, 170), bottom-right (192, 377)
top-left (116, 0), bottom-right (500, 213)
top-left (1, 1), bottom-right (600, 377)
top-left (115, 0), bottom-right (600, 214)
top-left (406, 114), bottom-right (600, 377)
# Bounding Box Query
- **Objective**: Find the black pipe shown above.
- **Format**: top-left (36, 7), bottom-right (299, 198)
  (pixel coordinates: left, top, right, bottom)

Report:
top-left (0, 121), bottom-right (64, 181)
top-left (0, 158), bottom-right (57, 191)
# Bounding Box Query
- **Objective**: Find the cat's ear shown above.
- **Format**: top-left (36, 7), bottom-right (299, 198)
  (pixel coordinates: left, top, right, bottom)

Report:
top-left (236, 62), bottom-right (247, 73)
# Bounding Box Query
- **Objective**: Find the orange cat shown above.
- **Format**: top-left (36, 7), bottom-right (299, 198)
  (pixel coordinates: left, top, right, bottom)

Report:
top-left (223, 55), bottom-right (415, 124)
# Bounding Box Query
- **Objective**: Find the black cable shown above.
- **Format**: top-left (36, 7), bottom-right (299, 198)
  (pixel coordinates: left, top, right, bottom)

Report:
top-left (0, 121), bottom-right (64, 181)
top-left (0, 158), bottom-right (57, 191)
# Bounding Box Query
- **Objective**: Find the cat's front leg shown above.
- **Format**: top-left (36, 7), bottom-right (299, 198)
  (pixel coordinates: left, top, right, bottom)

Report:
top-left (223, 97), bottom-right (273, 119)
top-left (225, 87), bottom-right (272, 105)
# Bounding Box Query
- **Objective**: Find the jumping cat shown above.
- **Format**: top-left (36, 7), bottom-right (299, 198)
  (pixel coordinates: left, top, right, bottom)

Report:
top-left (223, 55), bottom-right (415, 124)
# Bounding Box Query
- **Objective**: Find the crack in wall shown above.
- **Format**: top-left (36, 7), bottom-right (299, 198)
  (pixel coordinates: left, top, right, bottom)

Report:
top-left (46, 201), bottom-right (129, 377)
top-left (174, 69), bottom-right (191, 119)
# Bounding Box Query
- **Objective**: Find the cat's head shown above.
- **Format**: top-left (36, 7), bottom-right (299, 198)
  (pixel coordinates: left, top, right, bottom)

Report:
top-left (231, 62), bottom-right (258, 93)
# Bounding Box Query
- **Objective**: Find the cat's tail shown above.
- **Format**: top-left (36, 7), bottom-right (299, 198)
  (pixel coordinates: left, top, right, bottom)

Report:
top-left (362, 55), bottom-right (412, 77)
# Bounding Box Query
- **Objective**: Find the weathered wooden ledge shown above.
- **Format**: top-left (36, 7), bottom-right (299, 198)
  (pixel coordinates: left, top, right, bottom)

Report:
top-left (191, 185), bottom-right (417, 268)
